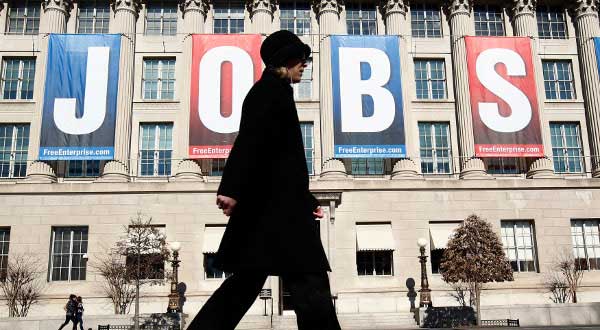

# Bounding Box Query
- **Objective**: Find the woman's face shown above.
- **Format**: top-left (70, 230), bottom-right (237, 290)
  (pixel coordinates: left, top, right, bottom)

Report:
top-left (285, 57), bottom-right (309, 83)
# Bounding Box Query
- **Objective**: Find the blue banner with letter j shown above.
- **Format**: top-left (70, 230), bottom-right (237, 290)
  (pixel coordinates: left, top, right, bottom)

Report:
top-left (331, 35), bottom-right (406, 158)
top-left (39, 34), bottom-right (121, 160)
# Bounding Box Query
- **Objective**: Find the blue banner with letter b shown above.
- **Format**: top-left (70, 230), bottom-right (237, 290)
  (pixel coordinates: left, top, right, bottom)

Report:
top-left (39, 34), bottom-right (121, 160)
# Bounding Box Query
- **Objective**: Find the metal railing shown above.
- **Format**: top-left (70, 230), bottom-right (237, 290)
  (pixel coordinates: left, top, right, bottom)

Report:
top-left (480, 319), bottom-right (520, 327)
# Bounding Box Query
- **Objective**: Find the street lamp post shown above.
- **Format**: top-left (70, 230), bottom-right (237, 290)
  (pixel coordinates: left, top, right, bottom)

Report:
top-left (417, 238), bottom-right (432, 308)
top-left (167, 241), bottom-right (182, 314)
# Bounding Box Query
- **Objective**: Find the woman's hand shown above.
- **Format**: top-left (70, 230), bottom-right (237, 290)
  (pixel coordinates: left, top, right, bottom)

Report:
top-left (313, 206), bottom-right (324, 219)
top-left (216, 195), bottom-right (238, 216)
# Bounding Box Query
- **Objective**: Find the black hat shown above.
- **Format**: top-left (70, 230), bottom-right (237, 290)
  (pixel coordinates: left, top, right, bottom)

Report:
top-left (260, 30), bottom-right (311, 67)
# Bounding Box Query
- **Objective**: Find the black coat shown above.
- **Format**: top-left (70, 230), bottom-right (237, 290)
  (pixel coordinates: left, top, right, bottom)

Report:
top-left (215, 70), bottom-right (330, 274)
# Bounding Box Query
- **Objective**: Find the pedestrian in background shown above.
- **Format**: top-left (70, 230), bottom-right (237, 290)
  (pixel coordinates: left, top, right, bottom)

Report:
top-left (187, 30), bottom-right (341, 330)
top-left (75, 296), bottom-right (85, 330)
top-left (58, 294), bottom-right (78, 330)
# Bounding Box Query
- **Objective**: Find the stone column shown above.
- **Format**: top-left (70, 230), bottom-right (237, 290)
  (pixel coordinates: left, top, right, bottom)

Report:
top-left (172, 0), bottom-right (210, 182)
top-left (248, 0), bottom-right (275, 33)
top-left (25, 0), bottom-right (73, 182)
top-left (98, 0), bottom-right (141, 182)
top-left (445, 0), bottom-right (487, 178)
top-left (313, 0), bottom-right (347, 179)
top-left (572, 0), bottom-right (600, 177)
top-left (512, 0), bottom-right (538, 37)
top-left (381, 0), bottom-right (407, 35)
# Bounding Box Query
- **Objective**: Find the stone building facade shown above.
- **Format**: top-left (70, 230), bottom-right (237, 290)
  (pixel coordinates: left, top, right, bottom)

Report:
top-left (0, 0), bottom-right (600, 321)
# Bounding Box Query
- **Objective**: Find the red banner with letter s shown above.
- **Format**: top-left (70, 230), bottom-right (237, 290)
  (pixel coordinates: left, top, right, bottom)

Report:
top-left (465, 37), bottom-right (544, 157)
top-left (189, 34), bottom-right (263, 159)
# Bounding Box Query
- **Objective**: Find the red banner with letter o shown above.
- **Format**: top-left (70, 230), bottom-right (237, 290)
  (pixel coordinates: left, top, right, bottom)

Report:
top-left (465, 37), bottom-right (544, 158)
top-left (189, 34), bottom-right (263, 159)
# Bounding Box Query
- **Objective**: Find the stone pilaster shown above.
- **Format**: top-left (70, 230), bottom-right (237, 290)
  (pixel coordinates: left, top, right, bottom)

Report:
top-left (381, 0), bottom-right (407, 34)
top-left (25, 0), bottom-right (71, 181)
top-left (314, 192), bottom-right (343, 300)
top-left (247, 0), bottom-right (276, 33)
top-left (572, 0), bottom-right (600, 177)
top-left (313, 0), bottom-right (347, 178)
top-left (445, 0), bottom-right (486, 178)
top-left (512, 0), bottom-right (537, 37)
top-left (180, 0), bottom-right (209, 33)
top-left (42, 0), bottom-right (73, 33)
top-left (98, 0), bottom-right (141, 182)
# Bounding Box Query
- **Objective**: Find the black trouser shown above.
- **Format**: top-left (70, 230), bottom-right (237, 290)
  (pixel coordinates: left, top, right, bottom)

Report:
top-left (187, 272), bottom-right (341, 330)
top-left (58, 314), bottom-right (77, 330)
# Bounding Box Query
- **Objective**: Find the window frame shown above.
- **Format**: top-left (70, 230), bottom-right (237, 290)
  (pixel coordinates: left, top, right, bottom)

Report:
top-left (293, 61), bottom-right (313, 100)
top-left (6, 0), bottom-right (41, 35)
top-left (345, 2), bottom-right (378, 36)
top-left (410, 4), bottom-right (442, 38)
top-left (1, 58), bottom-right (36, 100)
top-left (418, 122), bottom-right (452, 175)
top-left (138, 123), bottom-right (174, 177)
top-left (0, 228), bottom-right (9, 280)
top-left (501, 220), bottom-right (538, 273)
top-left (473, 5), bottom-right (505, 37)
top-left (537, 6), bottom-right (568, 40)
top-left (356, 250), bottom-right (394, 276)
top-left (77, 0), bottom-right (110, 34)
top-left (571, 220), bottom-right (600, 271)
top-left (414, 59), bottom-right (447, 100)
top-left (542, 60), bottom-right (576, 101)
top-left (145, 0), bottom-right (178, 36)
top-left (350, 158), bottom-right (385, 175)
top-left (279, 1), bottom-right (311, 36)
top-left (550, 122), bottom-right (585, 174)
top-left (203, 252), bottom-right (232, 279)
top-left (66, 160), bottom-right (102, 178)
top-left (213, 0), bottom-right (245, 34)
top-left (49, 227), bottom-right (88, 282)
top-left (300, 122), bottom-right (314, 175)
top-left (0, 124), bottom-right (30, 179)
top-left (142, 58), bottom-right (176, 100)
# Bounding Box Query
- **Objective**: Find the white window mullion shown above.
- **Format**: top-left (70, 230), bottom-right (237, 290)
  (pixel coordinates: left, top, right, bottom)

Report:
top-left (17, 60), bottom-right (24, 99)
top-left (9, 126), bottom-right (18, 178)
top-left (154, 126), bottom-right (160, 176)
top-left (67, 230), bottom-right (74, 281)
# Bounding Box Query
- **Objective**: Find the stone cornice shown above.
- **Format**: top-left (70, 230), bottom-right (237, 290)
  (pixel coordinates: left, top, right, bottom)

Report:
top-left (380, 0), bottom-right (407, 18)
top-left (512, 0), bottom-right (536, 19)
top-left (311, 0), bottom-right (343, 18)
top-left (246, 0), bottom-right (277, 18)
top-left (444, 0), bottom-right (472, 19)
top-left (180, 0), bottom-right (210, 18)
top-left (111, 0), bottom-right (143, 18)
top-left (42, 0), bottom-right (74, 17)
top-left (571, 0), bottom-right (598, 20)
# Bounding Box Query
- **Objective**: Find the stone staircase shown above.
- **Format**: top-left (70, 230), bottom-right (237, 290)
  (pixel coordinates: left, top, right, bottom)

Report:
top-left (236, 312), bottom-right (418, 330)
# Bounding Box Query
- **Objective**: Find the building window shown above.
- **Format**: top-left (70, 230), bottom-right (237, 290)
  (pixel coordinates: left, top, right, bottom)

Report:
top-left (357, 251), bottom-right (393, 276)
top-left (0, 228), bottom-right (9, 280)
top-left (542, 60), bottom-right (575, 100)
top-left (1, 58), bottom-right (36, 100)
top-left (139, 123), bottom-right (173, 177)
top-left (145, 1), bottom-right (178, 36)
top-left (49, 227), bottom-right (88, 281)
top-left (143, 58), bottom-right (176, 100)
top-left (356, 223), bottom-right (394, 276)
top-left (429, 222), bottom-right (461, 274)
top-left (0, 124), bottom-right (30, 179)
top-left (66, 160), bottom-right (101, 178)
top-left (414, 59), bottom-right (446, 100)
top-left (345, 2), bottom-right (377, 35)
top-left (351, 158), bottom-right (384, 175)
top-left (485, 158), bottom-right (529, 175)
top-left (77, 0), bottom-right (110, 33)
top-left (213, 0), bottom-right (245, 34)
top-left (411, 4), bottom-right (442, 38)
top-left (537, 7), bottom-right (567, 40)
top-left (550, 122), bottom-right (584, 174)
top-left (210, 159), bottom-right (226, 176)
top-left (125, 225), bottom-right (166, 280)
top-left (294, 61), bottom-right (312, 100)
top-left (501, 221), bottom-right (538, 272)
top-left (204, 253), bottom-right (232, 279)
top-left (125, 254), bottom-right (165, 280)
top-left (418, 122), bottom-right (452, 174)
top-left (474, 5), bottom-right (505, 36)
top-left (571, 220), bottom-right (600, 271)
top-left (6, 1), bottom-right (41, 35)
top-left (280, 1), bottom-right (311, 36)
top-left (300, 123), bottom-right (314, 175)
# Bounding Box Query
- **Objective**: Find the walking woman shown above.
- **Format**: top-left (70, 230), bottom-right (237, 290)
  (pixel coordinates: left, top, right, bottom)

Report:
top-left (75, 296), bottom-right (84, 330)
top-left (187, 30), bottom-right (341, 330)
top-left (58, 294), bottom-right (78, 330)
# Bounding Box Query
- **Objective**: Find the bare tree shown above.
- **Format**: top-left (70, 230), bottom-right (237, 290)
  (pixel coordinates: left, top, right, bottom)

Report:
top-left (556, 251), bottom-right (585, 303)
top-left (448, 282), bottom-right (474, 307)
top-left (441, 214), bottom-right (513, 325)
top-left (0, 254), bottom-right (47, 317)
top-left (543, 270), bottom-right (569, 304)
top-left (92, 252), bottom-right (136, 314)
top-left (115, 213), bottom-right (170, 330)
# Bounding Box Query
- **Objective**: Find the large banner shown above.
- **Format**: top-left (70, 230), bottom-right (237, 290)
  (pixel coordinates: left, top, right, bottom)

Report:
top-left (594, 37), bottom-right (600, 79)
top-left (331, 36), bottom-right (406, 158)
top-left (189, 34), bottom-right (263, 159)
top-left (39, 34), bottom-right (120, 160)
top-left (465, 37), bottom-right (544, 157)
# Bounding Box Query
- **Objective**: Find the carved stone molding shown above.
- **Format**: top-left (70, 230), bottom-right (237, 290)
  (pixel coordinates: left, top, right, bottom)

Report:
top-left (319, 159), bottom-right (348, 180)
top-left (111, 0), bottom-right (143, 17)
top-left (572, 0), bottom-right (598, 19)
top-left (512, 0), bottom-right (536, 19)
top-left (526, 157), bottom-right (557, 179)
top-left (312, 0), bottom-right (343, 18)
top-left (391, 159), bottom-right (422, 180)
top-left (459, 158), bottom-right (490, 180)
top-left (42, 0), bottom-right (74, 16)
top-left (246, 0), bottom-right (276, 18)
top-left (172, 159), bottom-right (204, 182)
top-left (380, 0), bottom-right (407, 18)
top-left (314, 191), bottom-right (343, 207)
top-left (96, 160), bottom-right (130, 183)
top-left (444, 0), bottom-right (472, 18)
top-left (25, 161), bottom-right (57, 183)
top-left (180, 0), bottom-right (210, 18)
